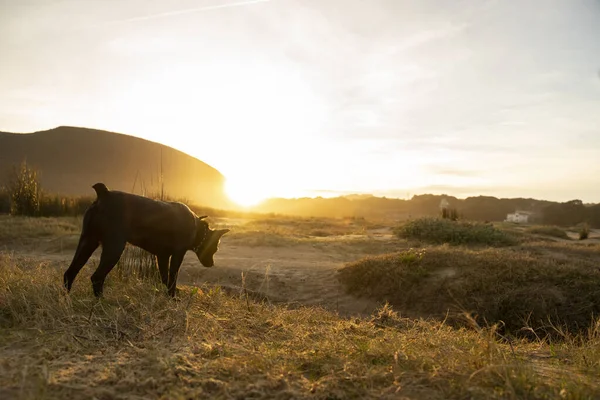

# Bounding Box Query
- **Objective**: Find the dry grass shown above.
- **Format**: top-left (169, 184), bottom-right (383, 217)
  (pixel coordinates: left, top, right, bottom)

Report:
top-left (525, 226), bottom-right (570, 240)
top-left (236, 216), bottom-right (375, 236)
top-left (219, 216), bottom-right (389, 248)
top-left (0, 215), bottom-right (81, 251)
top-left (116, 245), bottom-right (158, 281)
top-left (2, 253), bottom-right (600, 399)
top-left (339, 246), bottom-right (600, 337)
top-left (521, 240), bottom-right (600, 260)
top-left (4, 215), bottom-right (600, 398)
top-left (0, 215), bottom-right (80, 240)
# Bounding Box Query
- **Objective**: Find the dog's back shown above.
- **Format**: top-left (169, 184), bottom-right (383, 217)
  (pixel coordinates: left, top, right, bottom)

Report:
top-left (87, 183), bottom-right (198, 253)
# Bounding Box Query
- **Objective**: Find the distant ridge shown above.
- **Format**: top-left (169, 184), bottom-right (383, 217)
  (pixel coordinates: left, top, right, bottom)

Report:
top-left (0, 126), bottom-right (233, 209)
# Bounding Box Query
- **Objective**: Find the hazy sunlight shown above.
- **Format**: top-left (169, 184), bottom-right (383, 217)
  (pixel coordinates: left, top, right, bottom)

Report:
top-left (225, 177), bottom-right (269, 207)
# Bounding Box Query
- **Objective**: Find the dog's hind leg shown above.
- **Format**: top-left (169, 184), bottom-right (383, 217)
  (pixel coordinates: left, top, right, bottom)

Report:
top-left (64, 236), bottom-right (99, 292)
top-left (90, 237), bottom-right (126, 297)
top-left (64, 206), bottom-right (100, 292)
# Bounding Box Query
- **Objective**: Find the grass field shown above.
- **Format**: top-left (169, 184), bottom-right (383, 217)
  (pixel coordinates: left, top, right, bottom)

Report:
top-left (2, 215), bottom-right (600, 399)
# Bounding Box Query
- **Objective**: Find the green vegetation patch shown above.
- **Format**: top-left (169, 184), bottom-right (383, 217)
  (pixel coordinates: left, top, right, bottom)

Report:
top-left (339, 247), bottom-right (600, 337)
top-left (2, 253), bottom-right (600, 399)
top-left (395, 217), bottom-right (518, 246)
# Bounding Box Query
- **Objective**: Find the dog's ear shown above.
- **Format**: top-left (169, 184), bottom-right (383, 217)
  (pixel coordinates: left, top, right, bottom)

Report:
top-left (215, 229), bottom-right (230, 238)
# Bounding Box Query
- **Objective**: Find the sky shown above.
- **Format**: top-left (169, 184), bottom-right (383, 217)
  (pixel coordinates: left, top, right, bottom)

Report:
top-left (1, 0), bottom-right (599, 205)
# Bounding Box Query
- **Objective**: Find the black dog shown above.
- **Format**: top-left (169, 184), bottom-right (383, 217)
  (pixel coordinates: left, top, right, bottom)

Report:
top-left (63, 183), bottom-right (229, 297)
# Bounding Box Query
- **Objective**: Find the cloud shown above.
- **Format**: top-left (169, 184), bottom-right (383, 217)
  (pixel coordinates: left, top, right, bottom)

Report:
top-left (393, 22), bottom-right (470, 53)
top-left (425, 165), bottom-right (479, 177)
top-left (106, 0), bottom-right (272, 24)
top-left (386, 137), bottom-right (512, 155)
top-left (383, 184), bottom-right (511, 199)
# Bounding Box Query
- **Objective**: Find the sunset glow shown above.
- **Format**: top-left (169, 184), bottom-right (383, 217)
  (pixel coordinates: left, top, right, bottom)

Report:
top-left (225, 176), bottom-right (270, 207)
top-left (1, 1), bottom-right (600, 202)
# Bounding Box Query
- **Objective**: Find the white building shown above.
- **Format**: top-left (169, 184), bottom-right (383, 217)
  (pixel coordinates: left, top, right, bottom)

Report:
top-left (505, 211), bottom-right (531, 224)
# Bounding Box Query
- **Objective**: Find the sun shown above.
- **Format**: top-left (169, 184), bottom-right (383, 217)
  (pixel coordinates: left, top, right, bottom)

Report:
top-left (225, 177), bottom-right (270, 208)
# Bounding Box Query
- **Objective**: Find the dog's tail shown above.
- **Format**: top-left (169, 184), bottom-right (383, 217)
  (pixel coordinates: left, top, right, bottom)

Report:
top-left (92, 183), bottom-right (110, 199)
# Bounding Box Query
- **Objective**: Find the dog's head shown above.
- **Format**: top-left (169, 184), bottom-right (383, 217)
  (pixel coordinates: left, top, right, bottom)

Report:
top-left (192, 216), bottom-right (229, 268)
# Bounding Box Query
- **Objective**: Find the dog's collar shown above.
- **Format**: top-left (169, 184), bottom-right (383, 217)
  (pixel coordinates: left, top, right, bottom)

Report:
top-left (192, 222), bottom-right (209, 253)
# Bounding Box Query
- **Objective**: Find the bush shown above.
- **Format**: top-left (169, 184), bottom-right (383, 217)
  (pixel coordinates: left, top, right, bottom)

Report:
top-left (339, 246), bottom-right (600, 337)
top-left (440, 207), bottom-right (458, 221)
top-left (7, 160), bottom-right (40, 216)
top-left (526, 225), bottom-right (569, 240)
top-left (395, 217), bottom-right (517, 246)
top-left (580, 223), bottom-right (590, 240)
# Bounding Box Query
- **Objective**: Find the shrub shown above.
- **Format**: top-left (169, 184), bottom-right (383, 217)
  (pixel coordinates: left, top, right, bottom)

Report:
top-left (440, 207), bottom-right (459, 221)
top-left (339, 246), bottom-right (600, 337)
top-left (580, 223), bottom-right (590, 240)
top-left (394, 217), bottom-right (517, 246)
top-left (526, 225), bottom-right (569, 240)
top-left (7, 160), bottom-right (40, 216)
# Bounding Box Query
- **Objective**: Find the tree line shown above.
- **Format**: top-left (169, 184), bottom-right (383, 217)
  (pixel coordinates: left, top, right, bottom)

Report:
top-left (255, 194), bottom-right (600, 228)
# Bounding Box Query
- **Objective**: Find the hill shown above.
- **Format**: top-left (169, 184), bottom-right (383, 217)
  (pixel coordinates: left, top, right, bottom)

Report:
top-left (0, 126), bottom-right (233, 209)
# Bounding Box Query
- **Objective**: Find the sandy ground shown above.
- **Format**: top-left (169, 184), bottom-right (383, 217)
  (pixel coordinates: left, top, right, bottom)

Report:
top-left (177, 241), bottom-right (382, 317)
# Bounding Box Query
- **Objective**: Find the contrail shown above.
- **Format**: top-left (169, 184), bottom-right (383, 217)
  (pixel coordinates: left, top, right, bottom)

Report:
top-left (110, 0), bottom-right (272, 24)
